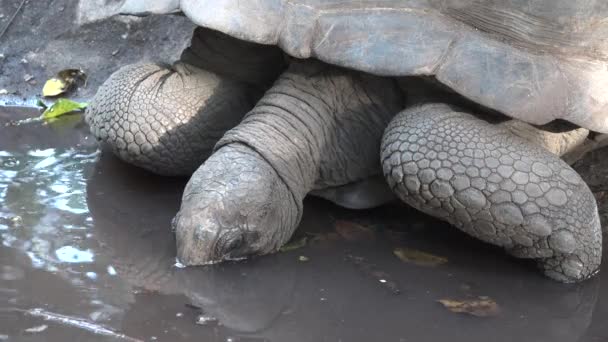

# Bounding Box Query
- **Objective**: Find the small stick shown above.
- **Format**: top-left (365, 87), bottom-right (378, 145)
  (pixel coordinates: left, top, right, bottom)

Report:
top-left (2, 307), bottom-right (143, 342)
top-left (0, 0), bottom-right (27, 42)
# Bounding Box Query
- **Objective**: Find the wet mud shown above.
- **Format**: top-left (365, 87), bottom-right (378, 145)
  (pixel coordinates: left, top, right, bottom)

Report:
top-left (0, 107), bottom-right (607, 341)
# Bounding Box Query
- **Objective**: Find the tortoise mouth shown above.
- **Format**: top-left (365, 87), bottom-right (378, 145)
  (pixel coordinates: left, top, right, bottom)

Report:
top-left (174, 208), bottom-right (263, 266)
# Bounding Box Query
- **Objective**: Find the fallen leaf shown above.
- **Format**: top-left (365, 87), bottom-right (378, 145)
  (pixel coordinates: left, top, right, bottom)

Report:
top-left (280, 236), bottom-right (307, 252)
top-left (307, 232), bottom-right (340, 245)
top-left (41, 99), bottom-right (87, 120)
top-left (42, 78), bottom-right (68, 97)
top-left (36, 99), bottom-right (48, 109)
top-left (393, 247), bottom-right (447, 267)
top-left (335, 220), bottom-right (375, 241)
top-left (438, 297), bottom-right (500, 317)
top-left (42, 69), bottom-right (86, 97)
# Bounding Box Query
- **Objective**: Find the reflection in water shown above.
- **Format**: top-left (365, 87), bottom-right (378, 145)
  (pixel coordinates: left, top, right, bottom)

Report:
top-left (0, 107), bottom-right (607, 342)
top-left (55, 246), bottom-right (95, 263)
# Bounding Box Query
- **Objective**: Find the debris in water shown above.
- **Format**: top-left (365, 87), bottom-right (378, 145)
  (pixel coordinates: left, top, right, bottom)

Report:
top-left (280, 236), bottom-right (307, 252)
top-left (24, 324), bottom-right (47, 333)
top-left (306, 232), bottom-right (340, 245)
top-left (195, 314), bottom-right (219, 326)
top-left (18, 308), bottom-right (143, 341)
top-left (346, 255), bottom-right (401, 295)
top-left (107, 265), bottom-right (117, 275)
top-left (393, 247), bottom-right (447, 267)
top-left (9, 215), bottom-right (22, 228)
top-left (335, 220), bottom-right (375, 241)
top-left (298, 255), bottom-right (309, 262)
top-left (174, 258), bottom-right (186, 268)
top-left (438, 297), bottom-right (501, 317)
top-left (41, 99), bottom-right (88, 120)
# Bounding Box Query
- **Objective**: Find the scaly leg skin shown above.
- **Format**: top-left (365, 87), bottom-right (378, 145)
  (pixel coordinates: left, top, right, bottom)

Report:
top-left (381, 104), bottom-right (602, 282)
top-left (173, 60), bottom-right (404, 265)
top-left (85, 27), bottom-right (286, 176)
top-left (85, 62), bottom-right (253, 176)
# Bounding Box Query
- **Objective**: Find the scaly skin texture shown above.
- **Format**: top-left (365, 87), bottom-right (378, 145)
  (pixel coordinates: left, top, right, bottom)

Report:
top-left (85, 62), bottom-right (253, 176)
top-left (174, 60), bottom-right (404, 265)
top-left (85, 27), bottom-right (286, 176)
top-left (381, 104), bottom-right (602, 282)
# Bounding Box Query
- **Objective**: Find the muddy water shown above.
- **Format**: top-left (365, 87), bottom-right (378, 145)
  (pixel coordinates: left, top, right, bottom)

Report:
top-left (0, 107), bottom-right (606, 342)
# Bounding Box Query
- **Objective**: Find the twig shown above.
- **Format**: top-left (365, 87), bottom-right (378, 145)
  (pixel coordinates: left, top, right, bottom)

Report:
top-left (0, 0), bottom-right (27, 42)
top-left (2, 307), bottom-right (143, 342)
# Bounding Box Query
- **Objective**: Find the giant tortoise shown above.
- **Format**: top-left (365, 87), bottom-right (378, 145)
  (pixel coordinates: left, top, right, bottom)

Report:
top-left (86, 0), bottom-right (608, 282)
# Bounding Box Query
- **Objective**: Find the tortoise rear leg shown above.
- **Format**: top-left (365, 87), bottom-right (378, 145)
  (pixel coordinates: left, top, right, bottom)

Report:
top-left (86, 27), bottom-right (286, 176)
top-left (381, 103), bottom-right (602, 282)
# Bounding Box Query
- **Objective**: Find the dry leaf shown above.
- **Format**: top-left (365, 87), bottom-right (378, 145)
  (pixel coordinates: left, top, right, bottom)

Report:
top-left (393, 247), bottom-right (447, 267)
top-left (280, 236), bottom-right (308, 252)
top-left (438, 297), bottom-right (500, 317)
top-left (307, 232), bottom-right (340, 245)
top-left (335, 220), bottom-right (375, 241)
top-left (42, 69), bottom-right (86, 97)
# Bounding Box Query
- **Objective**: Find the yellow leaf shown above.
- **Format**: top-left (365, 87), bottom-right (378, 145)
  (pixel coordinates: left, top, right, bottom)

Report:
top-left (438, 297), bottom-right (501, 317)
top-left (42, 69), bottom-right (86, 97)
top-left (42, 78), bottom-right (68, 97)
top-left (393, 247), bottom-right (447, 267)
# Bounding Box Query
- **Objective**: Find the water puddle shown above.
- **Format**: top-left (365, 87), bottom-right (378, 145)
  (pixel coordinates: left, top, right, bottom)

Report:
top-left (0, 107), bottom-right (606, 341)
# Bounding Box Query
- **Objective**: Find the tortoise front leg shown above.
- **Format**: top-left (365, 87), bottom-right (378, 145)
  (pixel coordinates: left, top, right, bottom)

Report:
top-left (86, 27), bottom-right (286, 176)
top-left (381, 103), bottom-right (602, 282)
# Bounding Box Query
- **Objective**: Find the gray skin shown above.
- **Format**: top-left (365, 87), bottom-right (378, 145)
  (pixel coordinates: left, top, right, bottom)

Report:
top-left (86, 27), bottom-right (286, 176)
top-left (381, 104), bottom-right (602, 282)
top-left (87, 25), bottom-right (603, 282)
top-left (172, 60), bottom-right (404, 264)
top-left (168, 61), bottom-right (601, 281)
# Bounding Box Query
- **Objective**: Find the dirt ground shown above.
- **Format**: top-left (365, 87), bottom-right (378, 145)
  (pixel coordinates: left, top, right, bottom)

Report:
top-left (0, 0), bottom-right (194, 105)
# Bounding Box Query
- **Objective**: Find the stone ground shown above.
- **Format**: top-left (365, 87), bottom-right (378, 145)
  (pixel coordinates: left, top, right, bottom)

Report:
top-left (0, 0), bottom-right (194, 105)
top-left (0, 0), bottom-right (606, 230)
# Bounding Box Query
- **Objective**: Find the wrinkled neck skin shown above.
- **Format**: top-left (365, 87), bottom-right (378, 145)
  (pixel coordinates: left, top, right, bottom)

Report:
top-left (175, 60), bottom-right (404, 265)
